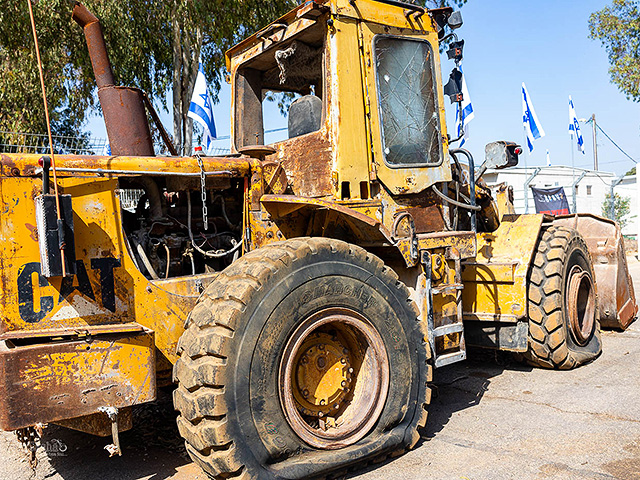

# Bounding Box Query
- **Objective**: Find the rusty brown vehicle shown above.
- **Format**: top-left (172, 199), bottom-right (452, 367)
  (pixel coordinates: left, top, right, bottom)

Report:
top-left (0, 0), bottom-right (636, 478)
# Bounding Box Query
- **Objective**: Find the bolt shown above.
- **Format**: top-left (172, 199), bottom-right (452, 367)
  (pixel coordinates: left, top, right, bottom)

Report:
top-left (340, 358), bottom-right (347, 364)
top-left (348, 367), bottom-right (354, 374)
top-left (301, 356), bottom-right (308, 365)
top-left (303, 389), bottom-right (309, 398)
top-left (317, 356), bottom-right (327, 369)
top-left (333, 404), bottom-right (340, 410)
top-left (320, 399), bottom-right (326, 406)
top-left (341, 380), bottom-right (347, 387)
top-left (318, 412), bottom-right (324, 417)
top-left (318, 344), bottom-right (325, 350)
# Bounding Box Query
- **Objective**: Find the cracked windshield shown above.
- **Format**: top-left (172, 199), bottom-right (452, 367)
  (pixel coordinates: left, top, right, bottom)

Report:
top-left (375, 37), bottom-right (440, 166)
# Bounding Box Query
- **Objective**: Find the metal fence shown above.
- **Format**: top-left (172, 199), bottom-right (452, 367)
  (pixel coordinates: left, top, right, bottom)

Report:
top-left (0, 132), bottom-right (232, 156)
top-left (0, 131), bottom-right (108, 155)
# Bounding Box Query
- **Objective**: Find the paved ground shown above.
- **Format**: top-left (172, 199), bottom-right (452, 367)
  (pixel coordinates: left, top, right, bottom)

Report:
top-left (2, 261), bottom-right (639, 480)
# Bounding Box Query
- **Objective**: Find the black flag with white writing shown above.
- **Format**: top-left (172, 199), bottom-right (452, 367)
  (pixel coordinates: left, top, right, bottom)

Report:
top-left (531, 186), bottom-right (570, 215)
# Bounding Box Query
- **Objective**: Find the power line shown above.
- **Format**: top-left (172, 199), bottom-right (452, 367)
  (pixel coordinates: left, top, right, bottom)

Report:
top-left (585, 118), bottom-right (638, 164)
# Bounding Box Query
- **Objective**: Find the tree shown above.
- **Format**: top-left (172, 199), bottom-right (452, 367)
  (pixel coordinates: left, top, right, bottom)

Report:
top-left (602, 192), bottom-right (631, 227)
top-left (0, 0), bottom-right (295, 153)
top-left (589, 0), bottom-right (640, 102)
top-left (1, 0), bottom-right (467, 153)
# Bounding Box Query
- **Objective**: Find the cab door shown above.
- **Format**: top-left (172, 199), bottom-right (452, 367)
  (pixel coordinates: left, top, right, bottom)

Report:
top-left (359, 22), bottom-right (452, 195)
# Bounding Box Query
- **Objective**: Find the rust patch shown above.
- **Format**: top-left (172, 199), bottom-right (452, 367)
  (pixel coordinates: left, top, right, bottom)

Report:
top-left (0, 329), bottom-right (156, 430)
top-left (265, 130), bottom-right (333, 198)
top-left (53, 407), bottom-right (133, 437)
top-left (553, 214), bottom-right (638, 329)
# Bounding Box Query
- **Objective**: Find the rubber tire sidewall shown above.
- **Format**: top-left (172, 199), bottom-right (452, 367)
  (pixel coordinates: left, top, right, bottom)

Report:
top-left (205, 241), bottom-right (428, 478)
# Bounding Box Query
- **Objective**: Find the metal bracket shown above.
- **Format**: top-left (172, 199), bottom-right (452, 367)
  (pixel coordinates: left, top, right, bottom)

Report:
top-left (98, 406), bottom-right (122, 457)
top-left (420, 251), bottom-right (436, 359)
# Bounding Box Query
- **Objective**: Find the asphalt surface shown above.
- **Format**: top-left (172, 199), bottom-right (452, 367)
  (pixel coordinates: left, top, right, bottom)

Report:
top-left (1, 261), bottom-right (639, 480)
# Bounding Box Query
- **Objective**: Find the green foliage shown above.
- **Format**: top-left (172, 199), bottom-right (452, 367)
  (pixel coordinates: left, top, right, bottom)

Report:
top-left (0, 0), bottom-right (468, 143)
top-left (602, 192), bottom-right (631, 227)
top-left (626, 166), bottom-right (636, 176)
top-left (589, 0), bottom-right (640, 102)
top-left (0, 0), bottom-right (295, 139)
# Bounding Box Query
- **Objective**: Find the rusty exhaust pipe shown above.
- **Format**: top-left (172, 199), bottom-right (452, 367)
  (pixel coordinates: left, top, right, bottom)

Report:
top-left (72, 2), bottom-right (154, 156)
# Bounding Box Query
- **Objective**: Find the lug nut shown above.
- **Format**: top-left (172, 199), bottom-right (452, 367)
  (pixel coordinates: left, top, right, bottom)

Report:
top-left (301, 356), bottom-right (308, 364)
top-left (340, 358), bottom-right (347, 364)
top-left (341, 380), bottom-right (347, 387)
top-left (303, 389), bottom-right (309, 398)
top-left (348, 367), bottom-right (354, 373)
top-left (319, 412), bottom-right (324, 417)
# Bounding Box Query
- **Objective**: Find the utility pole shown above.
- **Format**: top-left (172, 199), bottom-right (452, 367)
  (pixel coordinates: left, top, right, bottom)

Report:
top-left (592, 113), bottom-right (598, 171)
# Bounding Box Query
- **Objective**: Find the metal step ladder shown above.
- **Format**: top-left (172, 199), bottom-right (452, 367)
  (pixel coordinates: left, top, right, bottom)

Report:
top-left (422, 250), bottom-right (467, 368)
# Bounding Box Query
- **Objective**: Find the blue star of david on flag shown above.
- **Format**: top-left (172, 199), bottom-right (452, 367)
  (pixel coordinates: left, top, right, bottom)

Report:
top-left (522, 82), bottom-right (545, 153)
top-left (568, 96), bottom-right (585, 155)
top-left (188, 62), bottom-right (217, 151)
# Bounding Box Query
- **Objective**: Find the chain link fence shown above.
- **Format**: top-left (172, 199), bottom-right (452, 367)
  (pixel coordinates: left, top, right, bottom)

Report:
top-left (0, 131), bottom-right (108, 155)
top-left (0, 132), bottom-right (232, 156)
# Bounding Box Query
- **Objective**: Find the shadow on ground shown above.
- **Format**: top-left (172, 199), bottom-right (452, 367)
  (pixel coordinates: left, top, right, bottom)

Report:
top-left (29, 351), bottom-right (533, 480)
top-left (40, 387), bottom-right (190, 480)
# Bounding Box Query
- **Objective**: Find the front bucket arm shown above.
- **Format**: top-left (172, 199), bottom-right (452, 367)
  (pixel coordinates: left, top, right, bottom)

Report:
top-left (553, 214), bottom-right (637, 330)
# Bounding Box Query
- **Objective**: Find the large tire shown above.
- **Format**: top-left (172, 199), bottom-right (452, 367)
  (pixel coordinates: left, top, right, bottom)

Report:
top-left (523, 225), bottom-right (602, 369)
top-left (173, 238), bottom-right (431, 479)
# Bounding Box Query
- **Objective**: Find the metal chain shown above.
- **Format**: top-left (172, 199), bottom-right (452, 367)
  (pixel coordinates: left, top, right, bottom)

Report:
top-left (16, 426), bottom-right (40, 468)
top-left (194, 152), bottom-right (208, 230)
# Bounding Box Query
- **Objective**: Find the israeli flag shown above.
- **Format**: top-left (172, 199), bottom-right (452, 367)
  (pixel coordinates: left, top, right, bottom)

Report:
top-left (522, 82), bottom-right (545, 153)
top-left (455, 66), bottom-right (474, 147)
top-left (568, 96), bottom-right (585, 155)
top-left (187, 63), bottom-right (217, 150)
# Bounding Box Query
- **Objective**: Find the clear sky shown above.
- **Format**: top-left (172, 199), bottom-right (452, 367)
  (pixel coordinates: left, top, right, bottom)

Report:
top-left (87, 0), bottom-right (638, 175)
top-left (452, 0), bottom-right (638, 176)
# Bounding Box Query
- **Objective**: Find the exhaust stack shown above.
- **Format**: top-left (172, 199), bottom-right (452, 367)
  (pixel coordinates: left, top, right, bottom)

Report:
top-left (72, 2), bottom-right (154, 156)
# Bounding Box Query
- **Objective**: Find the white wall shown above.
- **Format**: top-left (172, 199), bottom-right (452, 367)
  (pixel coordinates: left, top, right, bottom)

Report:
top-left (484, 166), bottom-right (637, 237)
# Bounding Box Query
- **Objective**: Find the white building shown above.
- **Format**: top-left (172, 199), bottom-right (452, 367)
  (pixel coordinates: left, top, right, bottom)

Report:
top-left (483, 166), bottom-right (637, 237)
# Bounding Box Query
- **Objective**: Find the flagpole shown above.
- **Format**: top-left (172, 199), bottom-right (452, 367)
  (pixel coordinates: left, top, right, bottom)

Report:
top-left (523, 124), bottom-right (529, 213)
top-left (570, 132), bottom-right (575, 213)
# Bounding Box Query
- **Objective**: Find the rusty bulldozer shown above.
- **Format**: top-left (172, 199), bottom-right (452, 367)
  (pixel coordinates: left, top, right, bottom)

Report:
top-left (0, 0), bottom-right (636, 478)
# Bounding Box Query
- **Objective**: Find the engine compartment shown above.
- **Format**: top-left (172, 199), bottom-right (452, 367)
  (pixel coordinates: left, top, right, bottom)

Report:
top-left (120, 175), bottom-right (245, 280)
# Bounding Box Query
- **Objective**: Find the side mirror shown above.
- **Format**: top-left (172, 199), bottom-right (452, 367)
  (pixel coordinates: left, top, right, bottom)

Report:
top-left (443, 68), bottom-right (463, 103)
top-left (475, 141), bottom-right (521, 183)
top-left (484, 141), bottom-right (521, 170)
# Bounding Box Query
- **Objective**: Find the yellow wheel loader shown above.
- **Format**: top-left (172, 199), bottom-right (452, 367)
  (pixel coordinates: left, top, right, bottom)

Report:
top-left (0, 0), bottom-right (636, 478)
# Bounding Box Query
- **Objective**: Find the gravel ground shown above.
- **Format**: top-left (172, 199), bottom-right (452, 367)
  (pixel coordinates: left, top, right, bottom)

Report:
top-left (1, 260), bottom-right (639, 480)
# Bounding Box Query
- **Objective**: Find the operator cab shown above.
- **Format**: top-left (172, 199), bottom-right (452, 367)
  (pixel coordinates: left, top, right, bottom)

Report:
top-left (226, 0), bottom-right (457, 202)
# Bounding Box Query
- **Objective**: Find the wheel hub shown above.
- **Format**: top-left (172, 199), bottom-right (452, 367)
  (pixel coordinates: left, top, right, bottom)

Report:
top-left (566, 264), bottom-right (596, 346)
top-left (292, 332), bottom-right (352, 417)
top-left (279, 308), bottom-right (389, 449)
